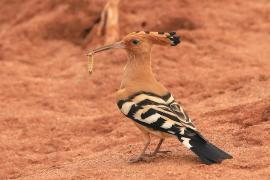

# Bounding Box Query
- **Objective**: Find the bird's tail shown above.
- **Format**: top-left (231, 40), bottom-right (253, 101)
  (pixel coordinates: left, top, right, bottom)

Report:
top-left (177, 130), bottom-right (232, 165)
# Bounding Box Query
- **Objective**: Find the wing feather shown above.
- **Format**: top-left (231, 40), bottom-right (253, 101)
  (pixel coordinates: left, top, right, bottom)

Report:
top-left (117, 92), bottom-right (196, 136)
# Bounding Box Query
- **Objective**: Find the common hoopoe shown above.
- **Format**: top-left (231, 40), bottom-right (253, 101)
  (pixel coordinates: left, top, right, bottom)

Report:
top-left (89, 31), bottom-right (232, 164)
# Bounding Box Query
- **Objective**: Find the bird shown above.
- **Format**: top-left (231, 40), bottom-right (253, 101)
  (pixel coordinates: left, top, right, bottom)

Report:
top-left (89, 31), bottom-right (233, 164)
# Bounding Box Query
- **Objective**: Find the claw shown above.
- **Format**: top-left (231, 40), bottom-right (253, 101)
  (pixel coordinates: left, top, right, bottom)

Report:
top-left (128, 155), bottom-right (153, 163)
top-left (149, 150), bottom-right (172, 157)
top-left (128, 157), bottom-right (142, 163)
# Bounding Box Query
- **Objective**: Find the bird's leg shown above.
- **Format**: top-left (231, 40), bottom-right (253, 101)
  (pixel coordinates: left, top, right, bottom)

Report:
top-left (129, 133), bottom-right (151, 163)
top-left (149, 138), bottom-right (171, 157)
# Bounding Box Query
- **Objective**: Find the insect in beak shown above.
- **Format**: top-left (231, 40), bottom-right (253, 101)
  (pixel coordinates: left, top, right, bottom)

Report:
top-left (86, 41), bottom-right (124, 74)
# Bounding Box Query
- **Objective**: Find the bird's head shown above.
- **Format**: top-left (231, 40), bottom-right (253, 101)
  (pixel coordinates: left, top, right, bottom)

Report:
top-left (90, 31), bottom-right (180, 55)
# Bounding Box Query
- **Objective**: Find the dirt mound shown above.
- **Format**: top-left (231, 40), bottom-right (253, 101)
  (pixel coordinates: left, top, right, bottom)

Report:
top-left (0, 0), bottom-right (270, 179)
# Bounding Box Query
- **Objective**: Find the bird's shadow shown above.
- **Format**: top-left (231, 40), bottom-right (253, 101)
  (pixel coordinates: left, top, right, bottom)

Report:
top-left (127, 153), bottom-right (200, 165)
top-left (157, 153), bottom-right (199, 164)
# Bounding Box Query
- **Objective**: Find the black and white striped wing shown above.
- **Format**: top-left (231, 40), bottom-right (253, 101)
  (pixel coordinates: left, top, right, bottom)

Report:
top-left (117, 92), bottom-right (196, 136)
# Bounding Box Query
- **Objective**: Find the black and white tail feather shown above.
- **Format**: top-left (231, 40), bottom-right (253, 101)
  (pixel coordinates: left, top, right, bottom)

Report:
top-left (177, 128), bottom-right (232, 164)
top-left (117, 91), bottom-right (232, 164)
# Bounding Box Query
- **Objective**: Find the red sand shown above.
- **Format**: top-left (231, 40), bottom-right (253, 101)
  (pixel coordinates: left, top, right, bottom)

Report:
top-left (0, 0), bottom-right (270, 179)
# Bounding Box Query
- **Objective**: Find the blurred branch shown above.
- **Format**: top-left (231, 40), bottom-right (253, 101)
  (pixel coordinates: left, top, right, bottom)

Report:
top-left (97, 0), bottom-right (121, 44)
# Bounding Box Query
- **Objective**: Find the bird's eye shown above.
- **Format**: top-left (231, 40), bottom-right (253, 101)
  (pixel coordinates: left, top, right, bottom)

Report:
top-left (132, 39), bottom-right (140, 45)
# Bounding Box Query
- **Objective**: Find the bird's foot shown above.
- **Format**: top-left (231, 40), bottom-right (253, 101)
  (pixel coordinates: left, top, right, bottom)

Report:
top-left (148, 150), bottom-right (171, 157)
top-left (128, 155), bottom-right (153, 163)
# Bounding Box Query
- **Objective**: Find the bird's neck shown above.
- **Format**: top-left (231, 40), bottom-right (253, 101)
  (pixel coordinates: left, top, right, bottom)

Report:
top-left (120, 52), bottom-right (157, 89)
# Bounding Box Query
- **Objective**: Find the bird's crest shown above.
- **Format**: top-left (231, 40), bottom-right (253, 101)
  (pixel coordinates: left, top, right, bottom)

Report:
top-left (129, 31), bottom-right (181, 46)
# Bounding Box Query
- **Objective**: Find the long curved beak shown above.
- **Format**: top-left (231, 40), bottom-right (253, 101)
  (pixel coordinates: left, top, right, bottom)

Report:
top-left (88, 41), bottom-right (125, 55)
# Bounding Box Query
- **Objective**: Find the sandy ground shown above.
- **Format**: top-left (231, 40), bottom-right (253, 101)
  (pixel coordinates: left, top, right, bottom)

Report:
top-left (0, 0), bottom-right (270, 179)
